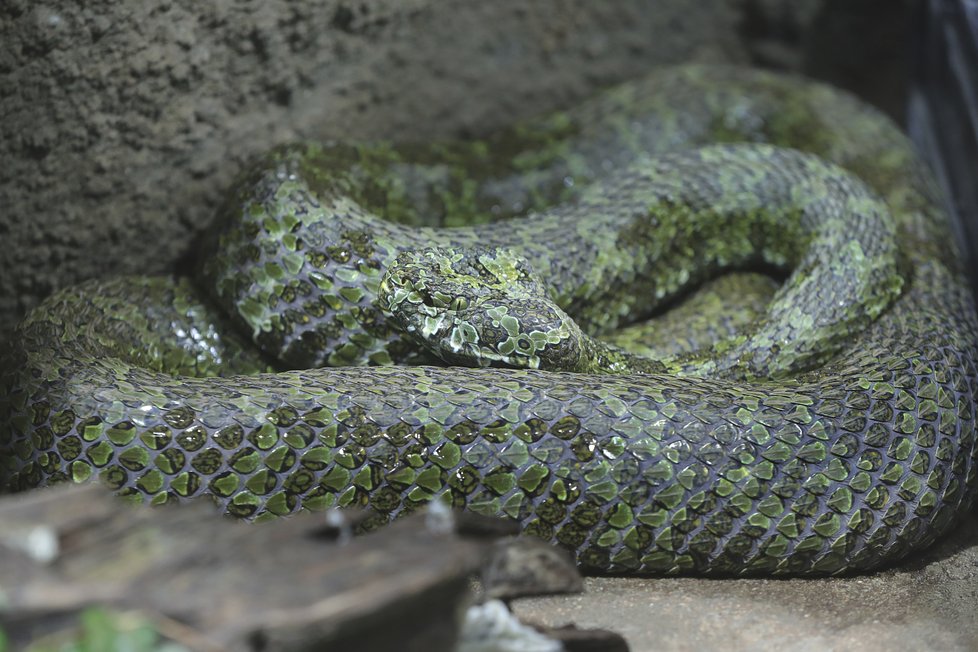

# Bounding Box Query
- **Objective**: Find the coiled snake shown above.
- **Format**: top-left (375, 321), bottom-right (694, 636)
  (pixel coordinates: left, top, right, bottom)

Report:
top-left (2, 65), bottom-right (976, 575)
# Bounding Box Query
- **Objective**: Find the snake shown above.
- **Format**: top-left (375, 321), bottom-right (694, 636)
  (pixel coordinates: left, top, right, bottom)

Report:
top-left (1, 64), bottom-right (976, 576)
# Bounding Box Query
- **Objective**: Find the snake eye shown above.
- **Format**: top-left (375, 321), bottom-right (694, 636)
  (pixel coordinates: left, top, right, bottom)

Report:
top-left (448, 296), bottom-right (469, 311)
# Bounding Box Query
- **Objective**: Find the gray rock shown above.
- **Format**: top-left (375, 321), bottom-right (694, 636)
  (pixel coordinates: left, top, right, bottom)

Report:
top-left (0, 0), bottom-right (746, 331)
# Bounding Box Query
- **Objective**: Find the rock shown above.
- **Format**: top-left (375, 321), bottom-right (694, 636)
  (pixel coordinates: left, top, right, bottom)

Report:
top-left (0, 0), bottom-right (747, 331)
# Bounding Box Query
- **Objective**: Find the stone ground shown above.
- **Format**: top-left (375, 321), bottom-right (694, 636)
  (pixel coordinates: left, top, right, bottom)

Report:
top-left (4, 2), bottom-right (976, 651)
top-left (514, 514), bottom-right (978, 651)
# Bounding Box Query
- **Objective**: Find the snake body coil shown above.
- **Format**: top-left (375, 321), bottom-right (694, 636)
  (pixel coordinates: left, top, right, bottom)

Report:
top-left (2, 65), bottom-right (976, 575)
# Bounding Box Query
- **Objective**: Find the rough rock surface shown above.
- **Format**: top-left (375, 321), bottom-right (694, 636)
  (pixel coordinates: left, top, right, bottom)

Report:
top-left (0, 0), bottom-right (748, 331)
top-left (0, 0), bottom-right (916, 331)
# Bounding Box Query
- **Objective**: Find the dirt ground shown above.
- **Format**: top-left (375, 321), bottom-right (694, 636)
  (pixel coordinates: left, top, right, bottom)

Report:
top-left (4, 1), bottom-right (976, 650)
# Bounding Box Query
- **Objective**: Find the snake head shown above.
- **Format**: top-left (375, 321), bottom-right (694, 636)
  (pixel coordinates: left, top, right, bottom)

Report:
top-left (380, 246), bottom-right (586, 370)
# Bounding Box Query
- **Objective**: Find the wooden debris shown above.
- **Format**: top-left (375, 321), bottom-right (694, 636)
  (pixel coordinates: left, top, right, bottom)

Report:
top-left (0, 485), bottom-right (496, 651)
top-left (482, 537), bottom-right (584, 600)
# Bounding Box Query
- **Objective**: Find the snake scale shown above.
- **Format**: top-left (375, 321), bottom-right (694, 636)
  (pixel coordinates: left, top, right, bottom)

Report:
top-left (2, 65), bottom-right (977, 575)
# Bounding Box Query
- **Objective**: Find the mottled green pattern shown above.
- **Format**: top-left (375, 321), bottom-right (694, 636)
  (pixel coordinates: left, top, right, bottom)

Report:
top-left (378, 144), bottom-right (903, 379)
top-left (1, 65), bottom-right (977, 576)
top-left (606, 272), bottom-right (780, 359)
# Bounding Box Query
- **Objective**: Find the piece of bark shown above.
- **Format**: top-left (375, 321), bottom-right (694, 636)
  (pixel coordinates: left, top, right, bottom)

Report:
top-left (482, 537), bottom-right (584, 600)
top-left (0, 485), bottom-right (494, 651)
